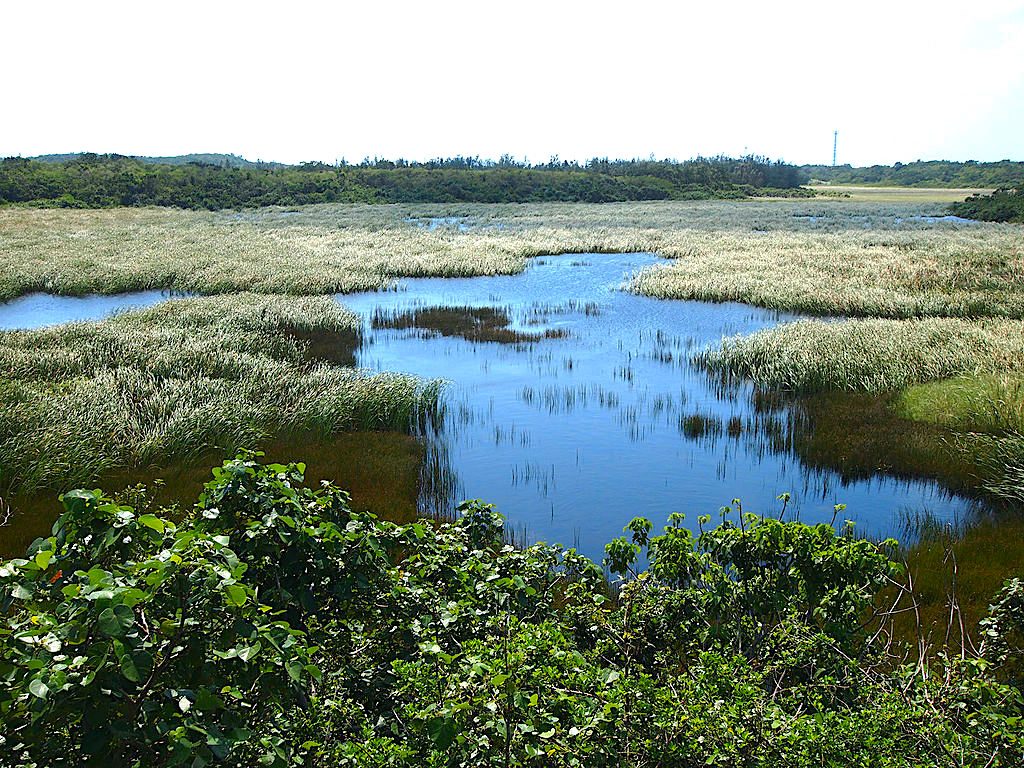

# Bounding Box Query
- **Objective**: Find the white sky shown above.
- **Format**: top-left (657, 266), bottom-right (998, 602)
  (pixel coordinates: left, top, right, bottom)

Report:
top-left (2, 0), bottom-right (1022, 166)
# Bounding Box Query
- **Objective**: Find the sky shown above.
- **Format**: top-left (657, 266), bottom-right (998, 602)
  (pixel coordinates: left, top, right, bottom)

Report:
top-left (2, 0), bottom-right (1022, 167)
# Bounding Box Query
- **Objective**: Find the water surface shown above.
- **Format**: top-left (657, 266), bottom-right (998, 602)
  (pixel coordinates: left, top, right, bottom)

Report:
top-left (339, 253), bottom-right (973, 562)
top-left (0, 290), bottom-right (187, 331)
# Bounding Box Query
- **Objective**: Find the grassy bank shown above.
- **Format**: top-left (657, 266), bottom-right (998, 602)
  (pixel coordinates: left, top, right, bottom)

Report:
top-left (697, 321), bottom-right (1024, 498)
top-left (0, 294), bottom-right (439, 497)
top-left (3, 203), bottom-right (1021, 314)
top-left (629, 227), bottom-right (1024, 318)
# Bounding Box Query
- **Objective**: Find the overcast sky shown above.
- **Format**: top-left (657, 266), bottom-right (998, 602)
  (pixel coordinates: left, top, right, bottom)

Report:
top-left (3, 0), bottom-right (1022, 166)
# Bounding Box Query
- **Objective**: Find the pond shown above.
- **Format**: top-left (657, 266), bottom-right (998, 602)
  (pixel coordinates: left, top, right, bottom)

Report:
top-left (0, 254), bottom-right (980, 563)
top-left (339, 252), bottom-right (974, 562)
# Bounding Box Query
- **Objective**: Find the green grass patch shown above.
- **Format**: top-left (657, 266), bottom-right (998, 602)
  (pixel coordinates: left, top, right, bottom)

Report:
top-left (895, 374), bottom-right (1024, 434)
top-left (698, 318), bottom-right (1024, 393)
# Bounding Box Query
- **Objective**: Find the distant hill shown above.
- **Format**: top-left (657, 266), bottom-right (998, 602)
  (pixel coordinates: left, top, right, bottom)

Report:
top-left (30, 152), bottom-right (283, 169)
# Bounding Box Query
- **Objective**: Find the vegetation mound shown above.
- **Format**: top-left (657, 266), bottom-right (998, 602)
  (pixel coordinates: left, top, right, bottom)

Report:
top-left (951, 189), bottom-right (1024, 223)
top-left (802, 160), bottom-right (1024, 189)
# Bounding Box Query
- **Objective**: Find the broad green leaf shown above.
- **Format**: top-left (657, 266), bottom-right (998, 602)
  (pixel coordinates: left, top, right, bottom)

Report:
top-left (97, 607), bottom-right (122, 637)
top-left (427, 716), bottom-right (456, 749)
top-left (34, 549), bottom-right (54, 570)
top-left (29, 678), bottom-right (49, 699)
top-left (238, 642), bottom-right (262, 662)
top-left (138, 514), bottom-right (165, 534)
top-left (120, 654), bottom-right (140, 682)
top-left (224, 584), bottom-right (247, 607)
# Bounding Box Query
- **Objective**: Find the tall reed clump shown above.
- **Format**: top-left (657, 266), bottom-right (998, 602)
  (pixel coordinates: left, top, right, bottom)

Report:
top-left (697, 318), bottom-right (1024, 393)
top-left (0, 294), bottom-right (440, 495)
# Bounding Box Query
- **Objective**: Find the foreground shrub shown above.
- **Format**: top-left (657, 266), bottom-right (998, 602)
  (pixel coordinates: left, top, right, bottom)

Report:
top-left (1, 456), bottom-right (1022, 766)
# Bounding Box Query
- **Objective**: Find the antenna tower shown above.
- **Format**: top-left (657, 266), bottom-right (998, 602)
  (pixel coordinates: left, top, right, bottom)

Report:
top-left (832, 130), bottom-right (838, 167)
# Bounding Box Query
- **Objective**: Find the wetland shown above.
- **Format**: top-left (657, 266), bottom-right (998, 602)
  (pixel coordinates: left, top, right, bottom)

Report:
top-left (1, 199), bottom-right (1022, 634)
top-left (3, 196), bottom-right (1024, 765)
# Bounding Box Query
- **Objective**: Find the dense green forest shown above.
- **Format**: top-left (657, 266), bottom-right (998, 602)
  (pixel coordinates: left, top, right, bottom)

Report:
top-left (950, 188), bottom-right (1024, 223)
top-left (803, 160), bottom-right (1024, 188)
top-left (2, 455), bottom-right (1022, 767)
top-left (0, 154), bottom-right (808, 209)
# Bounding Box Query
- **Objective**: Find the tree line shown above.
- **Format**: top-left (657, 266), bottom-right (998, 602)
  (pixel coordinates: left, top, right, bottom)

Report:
top-left (0, 154), bottom-right (808, 210)
top-left (950, 188), bottom-right (1024, 222)
top-left (804, 159), bottom-right (1024, 188)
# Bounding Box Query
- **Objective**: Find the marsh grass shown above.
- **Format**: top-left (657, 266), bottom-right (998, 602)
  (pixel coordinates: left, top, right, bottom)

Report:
top-left (895, 375), bottom-right (1024, 434)
top-left (698, 318), bottom-right (1024, 393)
top-left (3, 203), bottom-right (1021, 320)
top-left (893, 376), bottom-right (1024, 505)
top-left (630, 227), bottom-right (1024, 318)
top-left (0, 294), bottom-right (439, 496)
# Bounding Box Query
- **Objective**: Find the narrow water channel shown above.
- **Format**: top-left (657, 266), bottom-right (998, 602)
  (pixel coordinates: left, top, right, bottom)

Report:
top-left (0, 290), bottom-right (190, 330)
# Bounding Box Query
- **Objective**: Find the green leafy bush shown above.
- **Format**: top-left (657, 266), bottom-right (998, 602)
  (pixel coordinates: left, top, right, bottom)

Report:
top-left (950, 188), bottom-right (1024, 223)
top-left (2, 456), bottom-right (1022, 766)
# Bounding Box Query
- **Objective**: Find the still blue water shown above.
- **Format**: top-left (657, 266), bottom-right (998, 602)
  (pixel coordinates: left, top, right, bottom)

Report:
top-left (339, 253), bottom-right (971, 562)
top-left (0, 290), bottom-right (187, 330)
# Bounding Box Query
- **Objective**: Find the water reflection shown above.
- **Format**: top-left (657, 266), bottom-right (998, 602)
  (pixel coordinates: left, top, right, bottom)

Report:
top-left (339, 253), bottom-right (974, 562)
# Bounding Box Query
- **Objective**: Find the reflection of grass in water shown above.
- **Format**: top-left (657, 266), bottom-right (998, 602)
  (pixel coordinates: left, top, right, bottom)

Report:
top-left (783, 387), bottom-right (1024, 650)
top-left (680, 412), bottom-right (723, 439)
top-left (788, 391), bottom-right (983, 493)
top-left (372, 306), bottom-right (566, 344)
top-left (0, 431), bottom-right (424, 558)
top-left (895, 374), bottom-right (1024, 507)
top-left (888, 515), bottom-right (1024, 654)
